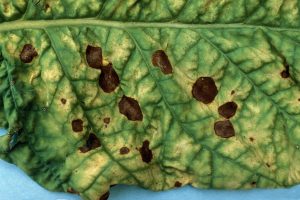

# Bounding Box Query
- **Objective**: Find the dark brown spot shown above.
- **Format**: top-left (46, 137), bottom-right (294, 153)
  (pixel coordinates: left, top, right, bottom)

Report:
top-left (45, 3), bottom-right (50, 11)
top-left (99, 191), bottom-right (110, 200)
top-left (266, 163), bottom-right (271, 168)
top-left (139, 140), bottom-right (153, 163)
top-left (218, 101), bottom-right (238, 119)
top-left (174, 181), bottom-right (182, 187)
top-left (19, 44), bottom-right (38, 63)
top-left (231, 90), bottom-right (235, 95)
top-left (118, 95), bottom-right (143, 121)
top-left (192, 77), bottom-right (218, 104)
top-left (251, 181), bottom-right (256, 186)
top-left (72, 119), bottom-right (83, 132)
top-left (214, 120), bottom-right (235, 138)
top-left (281, 59), bottom-right (290, 78)
top-left (79, 133), bottom-right (101, 153)
top-left (61, 98), bottom-right (67, 104)
top-left (120, 147), bottom-right (130, 155)
top-left (281, 70), bottom-right (290, 78)
top-left (298, 98), bottom-right (300, 102)
top-left (67, 187), bottom-right (79, 194)
top-left (103, 117), bottom-right (110, 124)
top-left (78, 146), bottom-right (90, 153)
top-left (152, 50), bottom-right (173, 74)
top-left (99, 63), bottom-right (120, 93)
top-left (249, 137), bottom-right (254, 142)
top-left (86, 45), bottom-right (103, 69)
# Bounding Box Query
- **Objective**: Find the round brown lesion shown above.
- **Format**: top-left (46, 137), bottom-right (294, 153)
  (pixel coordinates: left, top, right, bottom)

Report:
top-left (192, 77), bottom-right (218, 104)
top-left (119, 147), bottom-right (130, 155)
top-left (19, 44), bottom-right (38, 63)
top-left (214, 120), bottom-right (235, 138)
top-left (72, 119), bottom-right (83, 132)
top-left (218, 101), bottom-right (238, 119)
top-left (103, 117), bottom-right (110, 124)
top-left (60, 98), bottom-right (67, 104)
top-left (249, 137), bottom-right (255, 142)
top-left (280, 70), bottom-right (290, 78)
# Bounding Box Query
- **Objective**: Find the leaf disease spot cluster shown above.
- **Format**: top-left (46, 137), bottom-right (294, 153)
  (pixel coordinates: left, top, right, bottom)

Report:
top-left (1, 2), bottom-right (300, 199)
top-left (215, 101), bottom-right (238, 138)
top-left (191, 76), bottom-right (237, 138)
top-left (86, 45), bottom-right (120, 93)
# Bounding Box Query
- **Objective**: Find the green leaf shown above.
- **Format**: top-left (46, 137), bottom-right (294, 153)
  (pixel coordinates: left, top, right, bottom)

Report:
top-left (1, 0), bottom-right (300, 199)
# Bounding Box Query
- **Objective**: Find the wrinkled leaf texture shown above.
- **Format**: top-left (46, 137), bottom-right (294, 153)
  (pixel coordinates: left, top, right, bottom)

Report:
top-left (0, 0), bottom-right (300, 200)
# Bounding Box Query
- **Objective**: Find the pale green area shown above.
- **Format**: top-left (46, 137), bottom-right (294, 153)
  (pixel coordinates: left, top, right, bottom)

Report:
top-left (0, 0), bottom-right (300, 200)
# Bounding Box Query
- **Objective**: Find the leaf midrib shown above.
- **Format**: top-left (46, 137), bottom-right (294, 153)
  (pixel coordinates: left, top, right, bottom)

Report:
top-left (0, 18), bottom-right (299, 33)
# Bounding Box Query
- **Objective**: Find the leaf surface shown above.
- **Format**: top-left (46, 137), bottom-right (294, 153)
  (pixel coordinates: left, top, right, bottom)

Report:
top-left (0, 1), bottom-right (300, 199)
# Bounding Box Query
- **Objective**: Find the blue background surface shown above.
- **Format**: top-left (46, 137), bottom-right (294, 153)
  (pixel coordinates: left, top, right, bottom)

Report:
top-left (1, 129), bottom-right (300, 200)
